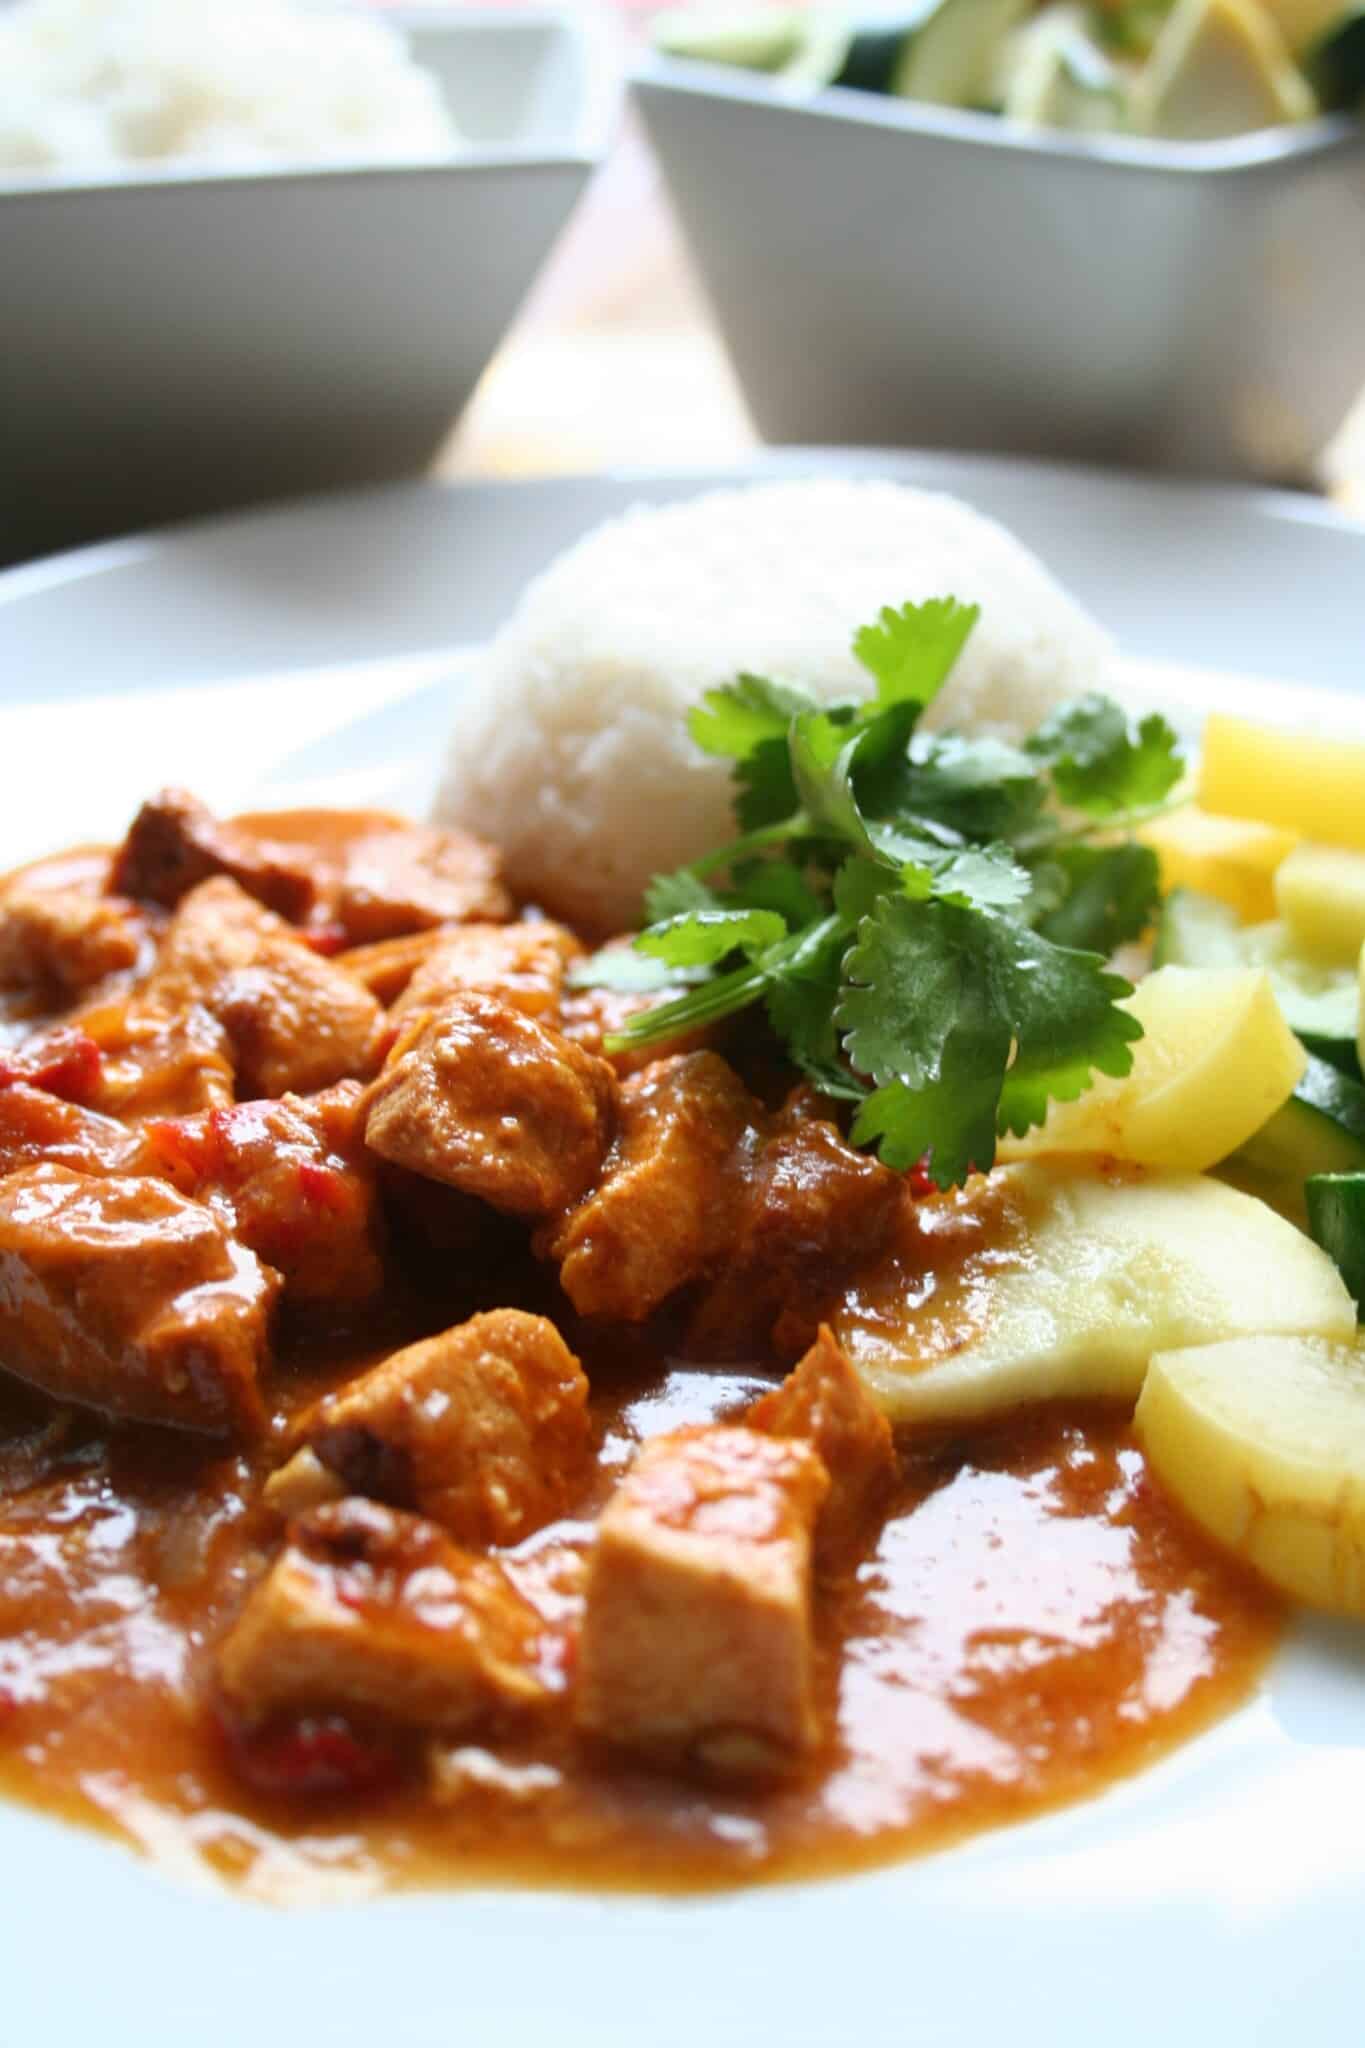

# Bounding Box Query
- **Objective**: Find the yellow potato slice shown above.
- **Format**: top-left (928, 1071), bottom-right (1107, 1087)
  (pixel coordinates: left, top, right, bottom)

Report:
top-left (835, 1162), bottom-right (1353, 1425)
top-left (1140, 804), bottom-right (1297, 923)
top-left (1201, 713), bottom-right (1365, 850)
top-left (1137, 1334), bottom-right (1365, 1616)
top-left (996, 964), bottom-right (1304, 1171)
top-left (1275, 843), bottom-right (1365, 965)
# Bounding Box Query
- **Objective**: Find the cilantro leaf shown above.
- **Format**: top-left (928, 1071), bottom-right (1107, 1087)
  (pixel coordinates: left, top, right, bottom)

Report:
top-left (688, 673), bottom-right (817, 760)
top-left (637, 907), bottom-right (788, 969)
top-left (877, 732), bottom-right (1048, 843)
top-left (1030, 842), bottom-right (1161, 953)
top-left (836, 895), bottom-right (1140, 1184)
top-left (735, 735), bottom-right (801, 831)
top-left (1027, 695), bottom-right (1182, 818)
top-left (643, 869), bottom-right (721, 923)
top-left (764, 921), bottom-right (864, 1101)
top-left (727, 856), bottom-right (827, 928)
top-left (852, 598), bottom-right (980, 712)
top-left (566, 947), bottom-right (703, 995)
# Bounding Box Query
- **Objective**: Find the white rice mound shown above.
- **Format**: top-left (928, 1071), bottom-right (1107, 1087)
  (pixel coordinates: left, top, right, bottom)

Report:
top-left (435, 479), bottom-right (1117, 936)
top-left (0, 0), bottom-right (460, 173)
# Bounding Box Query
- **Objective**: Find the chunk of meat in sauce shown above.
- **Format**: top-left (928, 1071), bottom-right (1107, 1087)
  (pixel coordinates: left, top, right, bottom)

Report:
top-left (689, 1100), bottom-right (905, 1358)
top-left (575, 1425), bottom-right (828, 1775)
top-left (267, 1309), bottom-right (589, 1544)
top-left (0, 885), bottom-right (145, 998)
top-left (540, 1051), bottom-right (759, 1322)
top-left (747, 1324), bottom-right (896, 1566)
top-left (559, 968), bottom-right (713, 1078)
top-left (0, 1164), bottom-right (274, 1434)
top-left (364, 992), bottom-right (617, 1220)
top-left (334, 930), bottom-right (452, 1005)
top-left (329, 822), bottom-right (511, 945)
top-left (218, 1498), bottom-right (554, 1733)
top-left (388, 919), bottom-right (583, 1031)
top-left (148, 878), bottom-right (381, 1098)
top-left (110, 788), bottom-right (320, 922)
top-left (75, 998), bottom-right (235, 1122)
top-left (144, 1084), bottom-right (384, 1310)
top-left (0, 1082), bottom-right (148, 1181)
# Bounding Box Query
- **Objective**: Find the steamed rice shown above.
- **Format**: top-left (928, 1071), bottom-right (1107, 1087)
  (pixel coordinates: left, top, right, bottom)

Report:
top-left (435, 480), bottom-right (1116, 935)
top-left (0, 0), bottom-right (460, 173)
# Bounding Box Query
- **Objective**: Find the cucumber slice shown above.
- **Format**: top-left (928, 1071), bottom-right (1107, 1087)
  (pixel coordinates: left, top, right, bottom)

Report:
top-left (1154, 889), bottom-right (1358, 1054)
top-left (1131, 0), bottom-right (1317, 139)
top-left (1233, 1054), bottom-right (1365, 1225)
top-left (892, 0), bottom-right (1033, 105)
top-left (1306, 1172), bottom-right (1365, 1313)
top-left (1153, 886), bottom-right (1244, 968)
top-left (1001, 4), bottom-right (1129, 129)
top-left (1304, 5), bottom-right (1365, 103)
top-left (833, 18), bottom-right (921, 90)
top-left (652, 7), bottom-right (808, 71)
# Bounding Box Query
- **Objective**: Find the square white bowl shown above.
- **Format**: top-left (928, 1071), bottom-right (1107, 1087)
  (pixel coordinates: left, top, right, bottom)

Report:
top-left (633, 56), bottom-right (1365, 482)
top-left (0, 7), bottom-right (615, 562)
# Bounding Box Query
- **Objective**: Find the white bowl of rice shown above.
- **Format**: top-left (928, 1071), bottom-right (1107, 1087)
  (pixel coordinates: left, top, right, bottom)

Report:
top-left (0, 1), bottom-right (615, 561)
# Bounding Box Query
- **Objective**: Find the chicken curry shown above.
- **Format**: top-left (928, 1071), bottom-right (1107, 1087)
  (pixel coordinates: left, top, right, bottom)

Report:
top-left (0, 793), bottom-right (1279, 1898)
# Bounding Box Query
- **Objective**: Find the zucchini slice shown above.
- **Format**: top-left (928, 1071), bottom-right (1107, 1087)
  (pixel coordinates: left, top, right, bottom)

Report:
top-left (1155, 888), bottom-right (1359, 1062)
top-left (1234, 1054), bottom-right (1365, 1224)
top-left (1306, 1172), bottom-right (1365, 1312)
top-left (1305, 5), bottom-right (1365, 103)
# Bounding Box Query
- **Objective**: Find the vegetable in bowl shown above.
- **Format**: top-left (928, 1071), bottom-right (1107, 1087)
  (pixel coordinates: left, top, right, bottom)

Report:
top-left (653, 0), bottom-right (1365, 139)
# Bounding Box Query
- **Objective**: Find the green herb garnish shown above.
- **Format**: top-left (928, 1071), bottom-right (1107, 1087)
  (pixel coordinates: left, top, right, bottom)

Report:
top-left (569, 598), bottom-right (1183, 1188)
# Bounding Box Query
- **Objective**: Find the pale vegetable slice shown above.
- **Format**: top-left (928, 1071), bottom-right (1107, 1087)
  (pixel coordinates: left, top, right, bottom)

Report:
top-left (1137, 1334), bottom-right (1365, 1614)
top-left (996, 964), bottom-right (1304, 1170)
top-left (1140, 804), bottom-right (1297, 923)
top-left (1130, 0), bottom-right (1316, 137)
top-left (1201, 712), bottom-right (1365, 850)
top-left (836, 1162), bottom-right (1354, 1424)
top-left (1275, 843), bottom-right (1365, 965)
top-left (1261, 0), bottom-right (1344, 52)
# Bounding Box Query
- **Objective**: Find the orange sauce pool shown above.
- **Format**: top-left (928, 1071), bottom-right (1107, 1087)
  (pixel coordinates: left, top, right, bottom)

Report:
top-left (0, 1357), bottom-right (1280, 1902)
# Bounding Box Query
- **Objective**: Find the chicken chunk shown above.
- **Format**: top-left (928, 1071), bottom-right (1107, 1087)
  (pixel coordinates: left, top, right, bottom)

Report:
top-left (217, 1498), bottom-right (554, 1730)
top-left (689, 1107), bottom-right (904, 1357)
top-left (110, 788), bottom-right (320, 921)
top-left (77, 998), bottom-right (235, 1122)
top-left (575, 1425), bottom-right (828, 1772)
top-left (0, 885), bottom-right (145, 997)
top-left (389, 919), bottom-right (583, 1030)
top-left (747, 1325), bottom-right (896, 1564)
top-left (334, 930), bottom-right (453, 1005)
top-left (268, 1310), bottom-right (588, 1543)
top-left (329, 822), bottom-right (511, 944)
top-left (0, 1164), bottom-right (274, 1434)
top-left (364, 993), bottom-right (617, 1219)
top-left (540, 1052), bottom-right (759, 1322)
top-left (0, 1082), bottom-right (148, 1181)
top-left (149, 878), bottom-right (381, 1098)
top-left (144, 1084), bottom-right (384, 1309)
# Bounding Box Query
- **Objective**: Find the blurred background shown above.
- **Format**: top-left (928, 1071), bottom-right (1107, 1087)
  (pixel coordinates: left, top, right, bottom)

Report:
top-left (4, 0), bottom-right (1365, 563)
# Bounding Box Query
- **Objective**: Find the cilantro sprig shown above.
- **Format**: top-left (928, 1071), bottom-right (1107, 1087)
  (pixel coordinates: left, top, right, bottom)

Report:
top-left (569, 598), bottom-right (1183, 1188)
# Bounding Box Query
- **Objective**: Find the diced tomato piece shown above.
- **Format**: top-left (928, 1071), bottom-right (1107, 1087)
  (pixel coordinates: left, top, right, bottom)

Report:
top-left (221, 1708), bottom-right (402, 1801)
top-left (301, 922), bottom-right (349, 958)
top-left (297, 1159), bottom-right (353, 1213)
top-left (908, 1157), bottom-right (939, 1200)
top-left (0, 1028), bottom-right (103, 1105)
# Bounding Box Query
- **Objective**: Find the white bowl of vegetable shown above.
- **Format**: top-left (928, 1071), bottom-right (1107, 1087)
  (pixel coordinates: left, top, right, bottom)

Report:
top-left (633, 0), bottom-right (1365, 479)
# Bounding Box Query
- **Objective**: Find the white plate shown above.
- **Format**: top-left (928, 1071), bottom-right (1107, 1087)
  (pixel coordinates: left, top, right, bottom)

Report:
top-left (2, 451), bottom-right (1364, 2048)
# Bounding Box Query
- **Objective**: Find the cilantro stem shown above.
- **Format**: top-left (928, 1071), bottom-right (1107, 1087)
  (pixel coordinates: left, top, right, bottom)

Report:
top-left (685, 813), bottom-right (810, 882)
top-left (605, 914), bottom-right (842, 1052)
top-left (1013, 793), bottom-right (1184, 856)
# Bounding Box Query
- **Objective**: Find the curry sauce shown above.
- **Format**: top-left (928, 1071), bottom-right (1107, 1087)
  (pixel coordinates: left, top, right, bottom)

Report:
top-left (0, 795), bottom-right (1281, 1900)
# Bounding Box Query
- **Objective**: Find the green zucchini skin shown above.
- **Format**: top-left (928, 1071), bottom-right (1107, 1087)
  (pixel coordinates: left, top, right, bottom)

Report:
top-left (833, 23), bottom-right (911, 92)
top-left (1233, 1054), bottom-right (1365, 1223)
top-left (1307, 9), bottom-right (1365, 109)
top-left (1306, 1172), bottom-right (1365, 1315)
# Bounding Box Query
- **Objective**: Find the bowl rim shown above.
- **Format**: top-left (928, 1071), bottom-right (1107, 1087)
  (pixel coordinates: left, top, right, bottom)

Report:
top-left (631, 47), bottom-right (1365, 178)
top-left (0, 5), bottom-right (619, 201)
